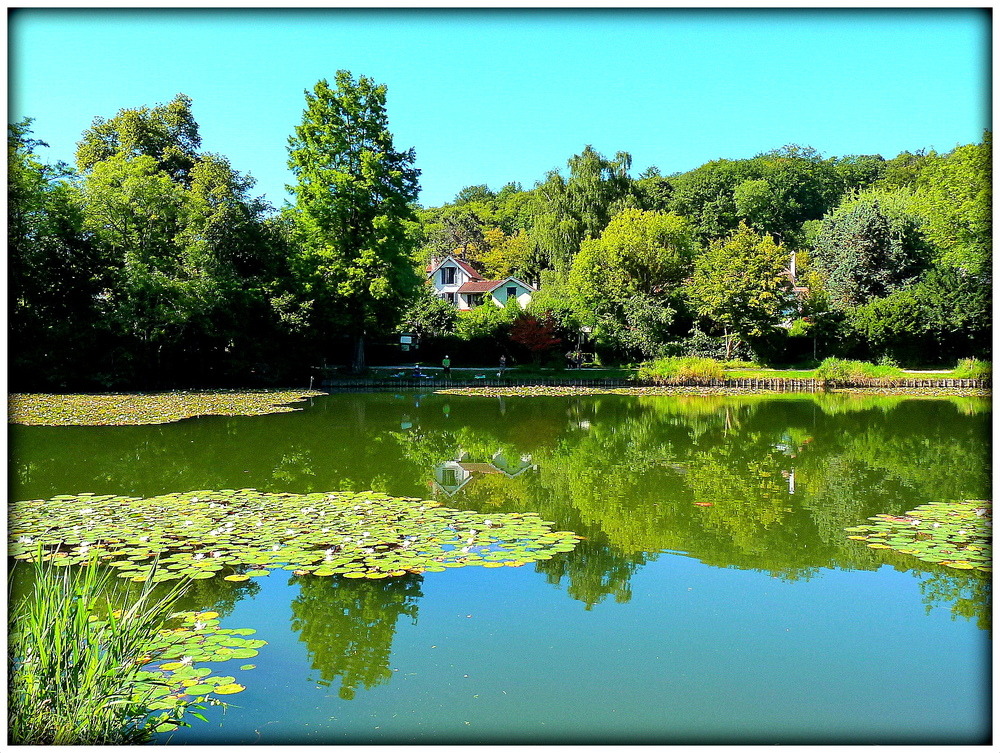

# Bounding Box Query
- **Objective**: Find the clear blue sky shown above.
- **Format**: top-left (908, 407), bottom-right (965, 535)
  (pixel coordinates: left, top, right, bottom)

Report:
top-left (9, 8), bottom-right (990, 210)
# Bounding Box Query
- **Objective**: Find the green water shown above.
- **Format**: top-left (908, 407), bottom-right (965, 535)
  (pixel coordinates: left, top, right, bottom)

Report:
top-left (9, 391), bottom-right (991, 744)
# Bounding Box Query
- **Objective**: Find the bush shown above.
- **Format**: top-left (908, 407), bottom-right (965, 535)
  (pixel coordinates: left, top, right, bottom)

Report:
top-left (635, 357), bottom-right (725, 384)
top-left (8, 556), bottom-right (188, 744)
top-left (814, 357), bottom-right (905, 384)
top-left (952, 359), bottom-right (991, 379)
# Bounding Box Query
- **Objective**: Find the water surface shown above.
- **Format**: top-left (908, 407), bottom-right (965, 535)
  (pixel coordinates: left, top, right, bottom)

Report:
top-left (9, 391), bottom-right (991, 744)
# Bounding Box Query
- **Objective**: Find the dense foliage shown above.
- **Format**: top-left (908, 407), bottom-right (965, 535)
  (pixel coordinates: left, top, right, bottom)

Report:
top-left (9, 81), bottom-right (990, 388)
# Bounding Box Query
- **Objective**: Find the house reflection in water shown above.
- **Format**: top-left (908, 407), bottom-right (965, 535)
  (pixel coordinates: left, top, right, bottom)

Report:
top-left (431, 451), bottom-right (537, 496)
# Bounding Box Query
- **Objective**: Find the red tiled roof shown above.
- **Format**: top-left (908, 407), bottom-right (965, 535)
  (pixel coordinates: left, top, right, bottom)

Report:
top-left (427, 255), bottom-right (484, 281)
top-left (457, 280), bottom-right (501, 293)
top-left (454, 258), bottom-right (484, 280)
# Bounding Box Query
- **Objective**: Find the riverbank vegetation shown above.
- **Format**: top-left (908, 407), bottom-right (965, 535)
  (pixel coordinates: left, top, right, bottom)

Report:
top-left (8, 558), bottom-right (186, 744)
top-left (10, 72), bottom-right (990, 391)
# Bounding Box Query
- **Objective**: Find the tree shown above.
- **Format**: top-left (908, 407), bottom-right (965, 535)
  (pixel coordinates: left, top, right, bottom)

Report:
top-left (688, 222), bottom-right (793, 359)
top-left (509, 313), bottom-right (562, 363)
top-left (529, 145), bottom-right (635, 270)
top-left (9, 120), bottom-right (106, 388)
top-left (287, 71), bottom-right (422, 372)
top-left (75, 94), bottom-right (201, 182)
top-left (909, 133), bottom-right (991, 274)
top-left (568, 208), bottom-right (696, 359)
top-left (812, 197), bottom-right (930, 306)
top-left (401, 288), bottom-right (457, 340)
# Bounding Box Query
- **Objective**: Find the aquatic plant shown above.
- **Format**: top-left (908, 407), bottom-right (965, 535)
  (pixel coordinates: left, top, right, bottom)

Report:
top-left (844, 500), bottom-right (991, 572)
top-left (8, 556), bottom-right (189, 744)
top-left (9, 489), bottom-right (581, 581)
top-left (8, 390), bottom-right (323, 426)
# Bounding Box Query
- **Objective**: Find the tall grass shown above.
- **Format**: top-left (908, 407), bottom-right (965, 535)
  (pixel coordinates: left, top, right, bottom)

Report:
top-left (952, 358), bottom-right (991, 379)
top-left (814, 357), bottom-right (906, 384)
top-left (8, 555), bottom-right (187, 744)
top-left (635, 357), bottom-right (726, 384)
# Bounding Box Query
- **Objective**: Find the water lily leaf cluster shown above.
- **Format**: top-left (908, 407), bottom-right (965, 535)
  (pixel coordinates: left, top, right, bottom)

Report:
top-left (8, 390), bottom-right (323, 426)
top-left (121, 610), bottom-right (264, 732)
top-left (9, 489), bottom-right (581, 580)
top-left (845, 500), bottom-right (991, 572)
top-left (435, 386), bottom-right (775, 398)
top-left (436, 385), bottom-right (990, 399)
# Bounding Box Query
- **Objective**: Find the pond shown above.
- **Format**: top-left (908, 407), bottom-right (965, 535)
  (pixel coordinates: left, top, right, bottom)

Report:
top-left (9, 390), bottom-right (991, 744)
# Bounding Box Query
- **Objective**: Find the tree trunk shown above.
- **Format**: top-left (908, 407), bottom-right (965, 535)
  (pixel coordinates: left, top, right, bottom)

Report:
top-left (724, 327), bottom-right (732, 360)
top-left (351, 333), bottom-right (367, 374)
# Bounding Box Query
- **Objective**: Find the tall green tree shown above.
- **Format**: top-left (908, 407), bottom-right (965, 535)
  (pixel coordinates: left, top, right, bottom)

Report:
top-left (9, 120), bottom-right (106, 388)
top-left (812, 197), bottom-right (930, 306)
top-left (287, 71), bottom-right (422, 372)
top-left (569, 208), bottom-right (696, 358)
top-left (688, 222), bottom-right (793, 358)
top-left (75, 94), bottom-right (201, 182)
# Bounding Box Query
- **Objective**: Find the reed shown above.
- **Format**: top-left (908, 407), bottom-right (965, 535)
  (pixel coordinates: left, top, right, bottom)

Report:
top-left (8, 555), bottom-right (187, 744)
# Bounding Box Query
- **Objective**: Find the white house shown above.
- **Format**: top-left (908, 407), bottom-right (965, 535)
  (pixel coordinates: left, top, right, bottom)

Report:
top-left (426, 255), bottom-right (535, 311)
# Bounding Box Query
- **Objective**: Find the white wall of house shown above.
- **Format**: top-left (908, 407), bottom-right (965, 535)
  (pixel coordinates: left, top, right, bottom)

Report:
top-left (428, 257), bottom-right (479, 305)
top-left (488, 278), bottom-right (532, 309)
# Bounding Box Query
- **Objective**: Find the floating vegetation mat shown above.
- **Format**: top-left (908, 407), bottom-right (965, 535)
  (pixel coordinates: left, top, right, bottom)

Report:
top-left (8, 390), bottom-right (324, 426)
top-left (9, 490), bottom-right (581, 580)
top-left (129, 609), bottom-right (265, 731)
top-left (845, 500), bottom-right (991, 572)
top-left (434, 386), bottom-right (785, 398)
top-left (834, 388), bottom-right (990, 397)
top-left (436, 385), bottom-right (990, 398)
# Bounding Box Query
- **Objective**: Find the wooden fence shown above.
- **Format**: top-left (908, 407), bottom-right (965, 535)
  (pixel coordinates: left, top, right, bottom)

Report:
top-left (320, 377), bottom-right (990, 391)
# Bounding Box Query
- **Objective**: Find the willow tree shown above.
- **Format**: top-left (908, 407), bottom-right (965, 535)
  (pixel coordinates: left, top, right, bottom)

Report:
top-left (287, 71), bottom-right (421, 372)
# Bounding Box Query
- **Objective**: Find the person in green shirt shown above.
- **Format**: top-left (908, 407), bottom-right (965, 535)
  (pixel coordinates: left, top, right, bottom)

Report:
top-left (442, 355), bottom-right (451, 378)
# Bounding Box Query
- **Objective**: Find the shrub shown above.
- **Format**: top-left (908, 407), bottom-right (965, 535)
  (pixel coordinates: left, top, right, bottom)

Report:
top-left (636, 357), bottom-right (725, 384)
top-left (8, 556), bottom-right (188, 744)
top-left (814, 357), bottom-right (905, 384)
top-left (952, 359), bottom-right (991, 379)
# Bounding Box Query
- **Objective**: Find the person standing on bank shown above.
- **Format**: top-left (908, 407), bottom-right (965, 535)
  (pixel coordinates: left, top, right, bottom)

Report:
top-left (498, 354), bottom-right (507, 377)
top-left (442, 355), bottom-right (451, 378)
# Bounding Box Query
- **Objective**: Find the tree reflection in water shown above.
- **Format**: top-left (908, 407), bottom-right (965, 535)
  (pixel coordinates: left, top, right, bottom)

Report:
top-left (288, 574), bottom-right (422, 699)
top-left (391, 392), bottom-right (990, 626)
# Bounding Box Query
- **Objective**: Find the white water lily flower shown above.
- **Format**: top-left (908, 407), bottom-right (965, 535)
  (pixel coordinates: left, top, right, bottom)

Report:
top-left (79, 508), bottom-right (94, 515)
top-left (193, 553), bottom-right (204, 560)
top-left (17, 536), bottom-right (33, 544)
top-left (193, 621), bottom-right (207, 630)
top-left (211, 551), bottom-right (223, 558)
top-left (272, 544), bottom-right (281, 551)
top-left (180, 656), bottom-right (194, 666)
top-left (139, 535), bottom-right (149, 542)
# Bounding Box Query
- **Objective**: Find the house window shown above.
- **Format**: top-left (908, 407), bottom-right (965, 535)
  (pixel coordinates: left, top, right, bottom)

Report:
top-left (506, 286), bottom-right (517, 301)
top-left (441, 468), bottom-right (457, 486)
top-left (441, 266), bottom-right (456, 285)
top-left (445, 292), bottom-right (456, 304)
top-left (469, 293), bottom-right (483, 308)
